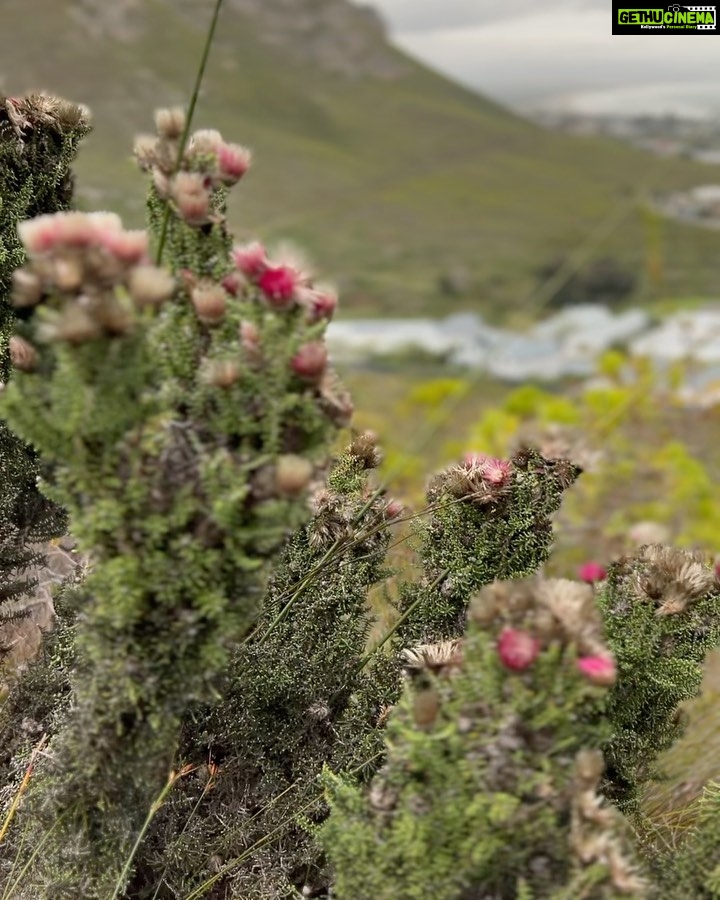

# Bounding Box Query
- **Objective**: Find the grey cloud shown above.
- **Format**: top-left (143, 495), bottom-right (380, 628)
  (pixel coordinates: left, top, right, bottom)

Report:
top-left (381, 6), bottom-right (720, 109)
top-left (361, 0), bottom-right (608, 34)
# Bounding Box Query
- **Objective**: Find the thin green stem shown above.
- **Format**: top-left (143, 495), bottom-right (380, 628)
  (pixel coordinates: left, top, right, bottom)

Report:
top-left (154, 0), bottom-right (226, 266)
top-left (110, 765), bottom-right (196, 900)
top-left (1, 813), bottom-right (68, 900)
top-left (356, 567), bottom-right (449, 670)
top-left (181, 753), bottom-right (383, 900)
top-left (249, 489), bottom-right (473, 647)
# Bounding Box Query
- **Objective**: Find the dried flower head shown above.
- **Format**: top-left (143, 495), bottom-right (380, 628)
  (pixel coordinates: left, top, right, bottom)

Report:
top-left (9, 335), bottom-right (38, 372)
top-left (154, 106), bottom-right (186, 140)
top-left (275, 455), bottom-right (314, 497)
top-left (348, 431), bottom-right (381, 469)
top-left (317, 370), bottom-right (354, 427)
top-left (443, 456), bottom-right (512, 505)
top-left (471, 576), bottom-right (611, 668)
top-left (575, 748), bottom-right (605, 783)
top-left (535, 578), bottom-right (605, 656)
top-left (133, 134), bottom-right (160, 170)
top-left (128, 266), bottom-right (175, 308)
top-left (37, 305), bottom-right (102, 345)
top-left (401, 639), bottom-right (464, 678)
top-left (200, 359), bottom-right (241, 388)
top-left (93, 295), bottom-right (135, 336)
top-left (12, 269), bottom-right (43, 308)
top-left (52, 257), bottom-right (84, 292)
top-left (8, 93), bottom-right (90, 134)
top-left (634, 545), bottom-right (715, 616)
top-left (191, 281), bottom-right (227, 325)
top-left (569, 749), bottom-right (647, 895)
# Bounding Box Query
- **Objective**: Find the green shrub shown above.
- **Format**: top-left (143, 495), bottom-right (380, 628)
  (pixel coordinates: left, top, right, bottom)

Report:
top-left (0, 92), bottom-right (719, 900)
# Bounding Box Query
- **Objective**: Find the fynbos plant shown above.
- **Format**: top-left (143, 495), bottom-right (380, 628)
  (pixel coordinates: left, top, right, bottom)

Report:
top-left (0, 106), bottom-right (349, 897)
top-left (594, 545), bottom-right (720, 816)
top-left (394, 448), bottom-right (581, 645)
top-left (122, 443), bottom-right (581, 897)
top-left (0, 94), bottom-right (89, 662)
top-left (321, 576), bottom-right (643, 899)
top-left (0, 92), bottom-right (719, 900)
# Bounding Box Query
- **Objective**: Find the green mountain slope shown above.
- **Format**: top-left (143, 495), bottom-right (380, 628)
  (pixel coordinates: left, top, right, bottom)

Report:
top-left (1, 0), bottom-right (718, 317)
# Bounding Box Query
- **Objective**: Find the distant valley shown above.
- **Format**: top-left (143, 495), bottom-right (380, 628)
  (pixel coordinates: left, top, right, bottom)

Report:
top-left (1, 0), bottom-right (719, 318)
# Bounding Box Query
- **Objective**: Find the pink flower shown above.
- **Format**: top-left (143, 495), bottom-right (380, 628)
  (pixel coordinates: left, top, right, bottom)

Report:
top-left (577, 654), bottom-right (617, 687)
top-left (497, 628), bottom-right (540, 671)
top-left (175, 192), bottom-right (210, 226)
top-left (298, 286), bottom-right (338, 322)
top-left (578, 561), bottom-right (607, 584)
top-left (258, 265), bottom-right (299, 308)
top-left (100, 229), bottom-right (149, 264)
top-left (463, 453), bottom-right (511, 486)
top-left (221, 272), bottom-right (242, 296)
top-left (60, 213), bottom-right (98, 248)
top-left (232, 242), bottom-right (268, 279)
top-left (216, 142), bottom-right (252, 184)
top-left (480, 457), bottom-right (512, 486)
top-left (239, 320), bottom-right (260, 352)
top-left (18, 215), bottom-right (66, 254)
top-left (291, 341), bottom-right (328, 382)
top-left (385, 499), bottom-right (404, 519)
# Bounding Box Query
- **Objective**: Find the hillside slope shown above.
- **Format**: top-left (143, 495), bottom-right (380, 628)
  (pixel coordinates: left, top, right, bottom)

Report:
top-left (1, 0), bottom-right (718, 317)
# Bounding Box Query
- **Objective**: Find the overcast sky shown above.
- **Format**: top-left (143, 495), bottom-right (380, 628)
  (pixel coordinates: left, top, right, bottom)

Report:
top-left (360, 0), bottom-right (720, 116)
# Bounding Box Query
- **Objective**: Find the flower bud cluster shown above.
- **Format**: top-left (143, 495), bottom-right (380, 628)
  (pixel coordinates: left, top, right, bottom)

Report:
top-left (231, 240), bottom-right (338, 323)
top-left (470, 576), bottom-right (617, 687)
top-left (178, 241), bottom-right (339, 393)
top-left (305, 433), bottom-right (393, 550)
top-left (134, 108), bottom-right (252, 226)
top-left (437, 452), bottom-right (513, 506)
top-left (12, 211), bottom-right (174, 344)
